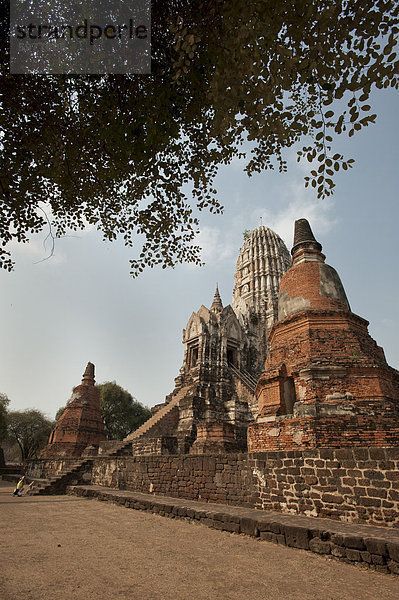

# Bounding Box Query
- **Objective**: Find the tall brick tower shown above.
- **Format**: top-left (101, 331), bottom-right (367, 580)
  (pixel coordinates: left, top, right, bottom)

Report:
top-left (40, 362), bottom-right (106, 458)
top-left (232, 226), bottom-right (291, 376)
top-left (248, 219), bottom-right (399, 451)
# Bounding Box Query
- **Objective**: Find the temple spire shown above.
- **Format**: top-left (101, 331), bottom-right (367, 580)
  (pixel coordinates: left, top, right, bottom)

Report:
top-left (291, 218), bottom-right (323, 258)
top-left (210, 284), bottom-right (223, 313)
top-left (40, 361), bottom-right (105, 458)
top-left (82, 362), bottom-right (95, 386)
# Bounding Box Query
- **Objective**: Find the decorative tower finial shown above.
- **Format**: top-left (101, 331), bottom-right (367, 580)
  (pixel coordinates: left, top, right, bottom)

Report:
top-left (210, 284), bottom-right (223, 313)
top-left (82, 362), bottom-right (95, 386)
top-left (291, 218), bottom-right (322, 256)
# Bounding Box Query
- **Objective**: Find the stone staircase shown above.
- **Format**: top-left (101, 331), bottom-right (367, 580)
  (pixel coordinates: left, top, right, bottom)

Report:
top-left (27, 445), bottom-right (130, 495)
top-left (28, 457), bottom-right (93, 496)
top-left (124, 385), bottom-right (191, 443)
top-left (27, 386), bottom-right (191, 495)
top-left (99, 440), bottom-right (133, 458)
top-left (84, 385), bottom-right (191, 460)
top-left (229, 364), bottom-right (257, 394)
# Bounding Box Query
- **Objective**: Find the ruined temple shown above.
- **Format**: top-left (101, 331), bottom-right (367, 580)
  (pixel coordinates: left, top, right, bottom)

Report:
top-left (248, 219), bottom-right (399, 451)
top-left (124, 225), bottom-right (291, 454)
top-left (25, 220), bottom-right (399, 534)
top-left (36, 221), bottom-right (399, 460)
top-left (40, 362), bottom-right (106, 458)
top-left (125, 285), bottom-right (256, 454)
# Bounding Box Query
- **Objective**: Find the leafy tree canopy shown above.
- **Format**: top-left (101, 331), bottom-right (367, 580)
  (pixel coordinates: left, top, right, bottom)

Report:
top-left (0, 393), bottom-right (10, 444)
top-left (97, 382), bottom-right (151, 439)
top-left (55, 405), bottom-right (66, 422)
top-left (0, 1), bottom-right (398, 274)
top-left (7, 409), bottom-right (53, 462)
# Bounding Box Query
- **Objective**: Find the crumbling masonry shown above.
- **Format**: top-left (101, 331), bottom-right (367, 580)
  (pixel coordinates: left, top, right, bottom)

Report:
top-left (34, 219), bottom-right (399, 530)
top-left (40, 362), bottom-right (106, 458)
top-left (248, 219), bottom-right (399, 450)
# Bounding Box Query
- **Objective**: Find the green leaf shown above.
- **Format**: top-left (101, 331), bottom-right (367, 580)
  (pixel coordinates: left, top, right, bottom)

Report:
top-left (0, 1), bottom-right (396, 275)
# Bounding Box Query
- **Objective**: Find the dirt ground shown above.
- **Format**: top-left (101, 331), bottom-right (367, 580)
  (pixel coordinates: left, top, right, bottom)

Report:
top-left (1, 481), bottom-right (398, 600)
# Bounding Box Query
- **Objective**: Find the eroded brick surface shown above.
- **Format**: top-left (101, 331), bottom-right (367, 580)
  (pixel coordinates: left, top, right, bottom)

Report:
top-left (40, 363), bottom-right (106, 458)
top-left (248, 220), bottom-right (399, 452)
top-left (89, 448), bottom-right (399, 527)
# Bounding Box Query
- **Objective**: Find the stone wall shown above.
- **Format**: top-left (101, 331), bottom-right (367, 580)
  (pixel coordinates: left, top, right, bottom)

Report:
top-left (91, 447), bottom-right (399, 527)
top-left (27, 458), bottom-right (79, 479)
top-left (98, 441), bottom-right (125, 455)
top-left (249, 412), bottom-right (399, 451)
top-left (132, 436), bottom-right (178, 456)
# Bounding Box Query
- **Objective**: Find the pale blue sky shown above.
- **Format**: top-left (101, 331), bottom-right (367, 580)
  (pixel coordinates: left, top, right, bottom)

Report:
top-left (1, 88), bottom-right (398, 419)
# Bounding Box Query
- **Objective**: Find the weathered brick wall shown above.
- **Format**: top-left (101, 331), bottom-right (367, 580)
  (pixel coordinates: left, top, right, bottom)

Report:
top-left (251, 308), bottom-right (399, 452)
top-left (91, 447), bottom-right (399, 527)
top-left (98, 440), bottom-right (125, 455)
top-left (250, 447), bottom-right (399, 527)
top-left (91, 454), bottom-right (255, 505)
top-left (26, 458), bottom-right (79, 479)
top-left (132, 436), bottom-right (178, 456)
top-left (248, 414), bottom-right (399, 451)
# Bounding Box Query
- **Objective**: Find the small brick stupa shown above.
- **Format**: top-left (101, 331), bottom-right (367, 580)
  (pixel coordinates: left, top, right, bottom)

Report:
top-left (248, 219), bottom-right (399, 451)
top-left (40, 362), bottom-right (106, 458)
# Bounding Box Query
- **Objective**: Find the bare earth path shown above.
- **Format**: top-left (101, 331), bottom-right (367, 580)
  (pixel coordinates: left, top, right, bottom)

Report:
top-left (1, 482), bottom-right (398, 600)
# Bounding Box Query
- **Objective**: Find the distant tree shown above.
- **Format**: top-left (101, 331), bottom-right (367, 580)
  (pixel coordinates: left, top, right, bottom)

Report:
top-left (0, 393), bottom-right (10, 444)
top-left (97, 382), bottom-right (151, 440)
top-left (55, 405), bottom-right (66, 422)
top-left (53, 382), bottom-right (150, 439)
top-left (7, 409), bottom-right (53, 462)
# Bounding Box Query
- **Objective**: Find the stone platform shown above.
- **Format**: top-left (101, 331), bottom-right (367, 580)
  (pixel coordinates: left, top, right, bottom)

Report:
top-left (67, 484), bottom-right (399, 575)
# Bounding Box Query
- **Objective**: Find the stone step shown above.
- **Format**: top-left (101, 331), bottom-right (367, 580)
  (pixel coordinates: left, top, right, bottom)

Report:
top-left (102, 441), bottom-right (133, 458)
top-left (128, 407), bottom-right (174, 436)
top-left (229, 364), bottom-right (257, 393)
top-left (124, 386), bottom-right (190, 443)
top-left (28, 458), bottom-right (92, 496)
top-left (57, 467), bottom-right (81, 475)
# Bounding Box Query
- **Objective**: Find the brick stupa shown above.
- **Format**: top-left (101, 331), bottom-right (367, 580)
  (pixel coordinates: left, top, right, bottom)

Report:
top-left (248, 219), bottom-right (399, 451)
top-left (40, 362), bottom-right (106, 458)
